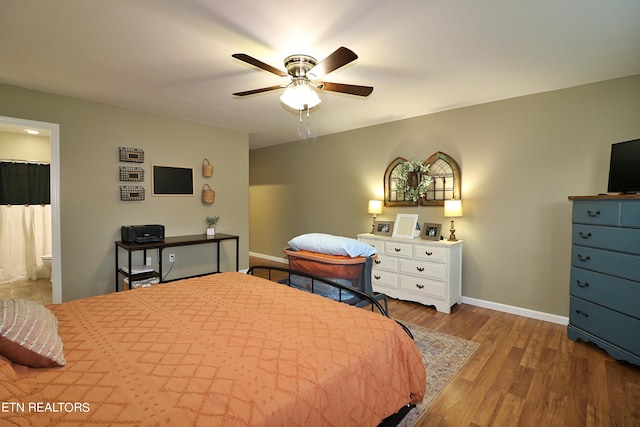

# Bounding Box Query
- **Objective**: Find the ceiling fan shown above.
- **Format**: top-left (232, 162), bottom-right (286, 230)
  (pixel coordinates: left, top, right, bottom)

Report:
top-left (232, 47), bottom-right (373, 112)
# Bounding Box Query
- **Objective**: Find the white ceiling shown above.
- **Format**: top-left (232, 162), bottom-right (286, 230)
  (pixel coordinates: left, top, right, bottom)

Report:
top-left (1, 1), bottom-right (639, 150)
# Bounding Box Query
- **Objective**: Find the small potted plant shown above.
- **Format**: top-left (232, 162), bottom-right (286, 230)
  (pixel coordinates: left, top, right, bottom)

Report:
top-left (205, 216), bottom-right (219, 236)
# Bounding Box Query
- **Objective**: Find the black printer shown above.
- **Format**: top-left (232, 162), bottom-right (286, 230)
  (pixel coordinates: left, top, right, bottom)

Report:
top-left (120, 225), bottom-right (165, 243)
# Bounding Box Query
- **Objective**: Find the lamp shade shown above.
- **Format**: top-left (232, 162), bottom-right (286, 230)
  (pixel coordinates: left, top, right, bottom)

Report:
top-left (444, 199), bottom-right (462, 217)
top-left (368, 199), bottom-right (383, 215)
top-left (280, 82), bottom-right (321, 110)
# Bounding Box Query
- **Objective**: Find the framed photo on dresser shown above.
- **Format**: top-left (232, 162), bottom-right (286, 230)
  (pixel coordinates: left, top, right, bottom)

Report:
top-left (392, 214), bottom-right (418, 239)
top-left (420, 223), bottom-right (442, 241)
top-left (373, 221), bottom-right (394, 236)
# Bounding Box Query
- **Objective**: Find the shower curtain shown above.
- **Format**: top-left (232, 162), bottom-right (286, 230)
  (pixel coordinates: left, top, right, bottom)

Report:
top-left (0, 204), bottom-right (52, 283)
top-left (0, 161), bottom-right (52, 283)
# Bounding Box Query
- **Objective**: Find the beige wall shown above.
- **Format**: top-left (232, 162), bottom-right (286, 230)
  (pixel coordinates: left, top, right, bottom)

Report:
top-left (0, 83), bottom-right (249, 301)
top-left (0, 131), bottom-right (51, 162)
top-left (249, 74), bottom-right (640, 317)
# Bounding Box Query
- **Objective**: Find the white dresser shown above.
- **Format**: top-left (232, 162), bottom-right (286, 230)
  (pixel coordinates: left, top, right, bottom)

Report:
top-left (357, 233), bottom-right (463, 313)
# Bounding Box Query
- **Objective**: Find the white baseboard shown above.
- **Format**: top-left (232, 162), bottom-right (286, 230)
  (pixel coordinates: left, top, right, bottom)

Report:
top-left (461, 296), bottom-right (569, 325)
top-left (249, 252), bottom-right (569, 325)
top-left (249, 252), bottom-right (288, 264)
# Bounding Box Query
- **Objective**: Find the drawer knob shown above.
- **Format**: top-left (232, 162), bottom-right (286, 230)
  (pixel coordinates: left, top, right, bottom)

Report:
top-left (575, 309), bottom-right (589, 318)
top-left (394, 247), bottom-right (401, 252)
top-left (578, 231), bottom-right (592, 239)
top-left (576, 280), bottom-right (589, 288)
top-left (374, 275), bottom-right (381, 280)
top-left (577, 254), bottom-right (591, 262)
top-left (374, 259), bottom-right (381, 264)
top-left (586, 210), bottom-right (601, 217)
top-left (416, 266), bottom-right (425, 272)
top-left (415, 284), bottom-right (424, 289)
top-left (425, 251), bottom-right (433, 256)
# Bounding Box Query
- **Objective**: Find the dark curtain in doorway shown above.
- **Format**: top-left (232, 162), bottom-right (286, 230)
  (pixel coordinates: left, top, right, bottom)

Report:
top-left (0, 162), bottom-right (50, 205)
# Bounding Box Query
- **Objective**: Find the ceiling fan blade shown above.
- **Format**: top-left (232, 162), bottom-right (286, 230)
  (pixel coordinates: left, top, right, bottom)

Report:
top-left (309, 47), bottom-right (358, 77)
top-left (232, 53), bottom-right (288, 77)
top-left (233, 85), bottom-right (284, 96)
top-left (317, 82), bottom-right (373, 97)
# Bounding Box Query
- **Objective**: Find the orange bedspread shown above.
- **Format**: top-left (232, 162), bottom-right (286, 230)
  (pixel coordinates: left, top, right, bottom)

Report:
top-left (0, 272), bottom-right (425, 426)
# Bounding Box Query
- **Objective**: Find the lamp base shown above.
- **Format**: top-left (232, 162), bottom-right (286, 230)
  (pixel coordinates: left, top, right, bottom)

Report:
top-left (448, 219), bottom-right (458, 241)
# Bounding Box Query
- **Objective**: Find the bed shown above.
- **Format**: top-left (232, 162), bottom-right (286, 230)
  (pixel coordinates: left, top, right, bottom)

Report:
top-left (283, 233), bottom-right (388, 311)
top-left (0, 271), bottom-right (426, 426)
top-left (283, 247), bottom-right (389, 311)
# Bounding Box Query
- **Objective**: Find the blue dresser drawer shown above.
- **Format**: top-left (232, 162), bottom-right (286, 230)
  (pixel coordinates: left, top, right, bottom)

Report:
top-left (570, 267), bottom-right (639, 318)
top-left (571, 246), bottom-right (640, 282)
top-left (570, 297), bottom-right (640, 356)
top-left (572, 224), bottom-right (640, 255)
top-left (621, 203), bottom-right (640, 228)
top-left (572, 201), bottom-right (620, 226)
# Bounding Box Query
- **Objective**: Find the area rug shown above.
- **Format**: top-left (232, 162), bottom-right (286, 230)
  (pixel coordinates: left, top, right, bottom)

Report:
top-left (397, 322), bottom-right (480, 427)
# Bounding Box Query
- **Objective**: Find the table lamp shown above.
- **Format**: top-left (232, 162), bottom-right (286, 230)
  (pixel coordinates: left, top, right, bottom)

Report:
top-left (368, 200), bottom-right (383, 233)
top-left (444, 199), bottom-right (462, 241)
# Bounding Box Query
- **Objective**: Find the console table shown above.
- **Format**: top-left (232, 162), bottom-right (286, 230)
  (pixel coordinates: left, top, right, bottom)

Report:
top-left (115, 233), bottom-right (239, 292)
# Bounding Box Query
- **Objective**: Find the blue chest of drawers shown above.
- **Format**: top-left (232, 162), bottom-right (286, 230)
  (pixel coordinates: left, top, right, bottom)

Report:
top-left (568, 195), bottom-right (640, 366)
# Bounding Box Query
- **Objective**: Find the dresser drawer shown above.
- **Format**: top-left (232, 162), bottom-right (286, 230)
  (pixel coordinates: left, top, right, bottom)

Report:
top-left (572, 224), bottom-right (640, 255)
top-left (358, 237), bottom-right (382, 253)
top-left (572, 201), bottom-right (620, 226)
top-left (399, 275), bottom-right (446, 299)
top-left (413, 244), bottom-right (446, 262)
top-left (571, 246), bottom-right (640, 282)
top-left (372, 254), bottom-right (398, 272)
top-left (399, 259), bottom-right (446, 281)
top-left (621, 203), bottom-right (640, 228)
top-left (371, 270), bottom-right (398, 287)
top-left (570, 297), bottom-right (640, 356)
top-left (384, 241), bottom-right (413, 258)
top-left (570, 267), bottom-right (639, 318)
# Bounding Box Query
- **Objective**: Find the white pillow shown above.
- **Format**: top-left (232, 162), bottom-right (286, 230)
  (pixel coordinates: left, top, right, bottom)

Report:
top-left (0, 299), bottom-right (66, 368)
top-left (288, 233), bottom-right (376, 258)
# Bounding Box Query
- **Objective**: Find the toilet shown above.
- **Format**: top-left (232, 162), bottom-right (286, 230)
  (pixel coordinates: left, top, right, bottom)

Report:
top-left (42, 254), bottom-right (52, 280)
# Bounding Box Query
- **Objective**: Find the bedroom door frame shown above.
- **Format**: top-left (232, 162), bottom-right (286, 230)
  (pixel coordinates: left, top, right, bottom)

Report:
top-left (0, 116), bottom-right (61, 303)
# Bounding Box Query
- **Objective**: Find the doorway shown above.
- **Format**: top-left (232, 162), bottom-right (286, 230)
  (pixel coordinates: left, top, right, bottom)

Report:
top-left (0, 116), bottom-right (61, 303)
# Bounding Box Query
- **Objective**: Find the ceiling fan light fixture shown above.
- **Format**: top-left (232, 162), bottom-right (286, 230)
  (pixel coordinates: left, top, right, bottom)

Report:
top-left (280, 80), bottom-right (321, 111)
top-left (233, 47), bottom-right (372, 117)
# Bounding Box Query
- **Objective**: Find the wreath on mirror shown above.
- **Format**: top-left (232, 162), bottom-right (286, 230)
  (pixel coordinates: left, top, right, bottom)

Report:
top-left (395, 160), bottom-right (433, 202)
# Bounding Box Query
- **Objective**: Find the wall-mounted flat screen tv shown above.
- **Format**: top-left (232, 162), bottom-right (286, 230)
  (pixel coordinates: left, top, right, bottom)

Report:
top-left (607, 138), bottom-right (640, 194)
top-left (152, 165), bottom-right (194, 196)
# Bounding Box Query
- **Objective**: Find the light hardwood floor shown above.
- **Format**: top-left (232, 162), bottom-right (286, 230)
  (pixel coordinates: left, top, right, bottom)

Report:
top-left (249, 256), bottom-right (640, 427)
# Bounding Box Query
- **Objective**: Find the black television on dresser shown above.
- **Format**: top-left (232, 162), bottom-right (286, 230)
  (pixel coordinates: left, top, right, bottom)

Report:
top-left (607, 138), bottom-right (640, 194)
